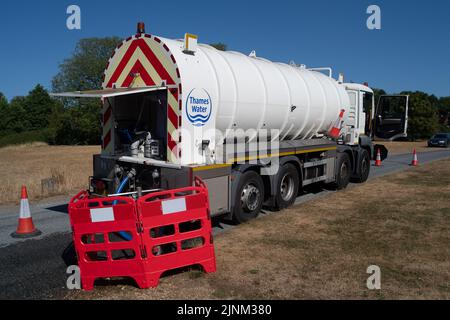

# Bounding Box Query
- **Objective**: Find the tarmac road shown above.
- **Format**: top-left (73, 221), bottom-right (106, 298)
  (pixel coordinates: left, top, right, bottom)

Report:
top-left (1, 149), bottom-right (450, 299)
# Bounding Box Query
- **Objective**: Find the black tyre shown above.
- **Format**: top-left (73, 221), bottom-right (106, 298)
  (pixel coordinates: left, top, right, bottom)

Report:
top-left (62, 241), bottom-right (78, 267)
top-left (274, 163), bottom-right (300, 210)
top-left (333, 153), bottom-right (351, 190)
top-left (232, 171), bottom-right (264, 224)
top-left (351, 149), bottom-right (370, 183)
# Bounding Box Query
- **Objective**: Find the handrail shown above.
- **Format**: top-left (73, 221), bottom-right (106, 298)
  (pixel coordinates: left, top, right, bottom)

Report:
top-left (307, 67), bottom-right (333, 78)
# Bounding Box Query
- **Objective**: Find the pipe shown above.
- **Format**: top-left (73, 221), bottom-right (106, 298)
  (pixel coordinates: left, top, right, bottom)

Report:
top-left (130, 140), bottom-right (140, 157)
top-left (114, 169), bottom-right (136, 241)
top-left (108, 188), bottom-right (161, 197)
top-left (307, 67), bottom-right (333, 78)
top-left (117, 176), bottom-right (130, 194)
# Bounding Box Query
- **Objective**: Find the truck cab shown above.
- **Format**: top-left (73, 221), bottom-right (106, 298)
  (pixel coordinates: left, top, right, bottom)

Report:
top-left (344, 83), bottom-right (409, 142)
top-left (343, 83), bottom-right (374, 145)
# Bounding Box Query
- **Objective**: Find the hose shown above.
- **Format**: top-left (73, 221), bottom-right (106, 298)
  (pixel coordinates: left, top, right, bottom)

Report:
top-left (116, 176), bottom-right (130, 194)
top-left (114, 171), bottom-right (135, 241)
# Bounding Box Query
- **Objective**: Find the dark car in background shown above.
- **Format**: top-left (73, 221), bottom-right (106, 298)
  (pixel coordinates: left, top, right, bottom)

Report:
top-left (428, 133), bottom-right (450, 148)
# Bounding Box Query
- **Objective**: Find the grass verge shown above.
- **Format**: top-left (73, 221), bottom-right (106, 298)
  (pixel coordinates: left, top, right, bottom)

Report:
top-left (0, 143), bottom-right (100, 204)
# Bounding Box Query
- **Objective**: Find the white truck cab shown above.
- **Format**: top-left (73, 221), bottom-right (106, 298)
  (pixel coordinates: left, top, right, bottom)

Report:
top-left (344, 83), bottom-right (409, 142)
top-left (343, 83), bottom-right (374, 145)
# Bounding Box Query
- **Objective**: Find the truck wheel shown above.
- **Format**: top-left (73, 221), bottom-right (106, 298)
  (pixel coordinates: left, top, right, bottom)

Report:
top-left (333, 153), bottom-right (351, 190)
top-left (351, 149), bottom-right (370, 183)
top-left (274, 163), bottom-right (300, 210)
top-left (62, 241), bottom-right (78, 267)
top-left (233, 171), bottom-right (264, 224)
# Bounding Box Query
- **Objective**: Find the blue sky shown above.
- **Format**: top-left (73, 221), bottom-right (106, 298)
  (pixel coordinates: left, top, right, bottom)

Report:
top-left (0, 0), bottom-right (449, 100)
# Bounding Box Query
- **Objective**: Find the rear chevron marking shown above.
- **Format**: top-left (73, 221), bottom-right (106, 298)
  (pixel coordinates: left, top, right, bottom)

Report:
top-left (107, 40), bottom-right (140, 88)
top-left (103, 106), bottom-right (112, 124)
top-left (103, 35), bottom-right (181, 162)
top-left (138, 40), bottom-right (175, 85)
top-left (168, 105), bottom-right (178, 130)
top-left (106, 39), bottom-right (175, 88)
top-left (121, 60), bottom-right (156, 87)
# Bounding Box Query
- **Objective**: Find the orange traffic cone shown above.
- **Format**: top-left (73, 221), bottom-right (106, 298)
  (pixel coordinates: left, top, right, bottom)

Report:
top-left (328, 109), bottom-right (346, 139)
top-left (375, 148), bottom-right (382, 167)
top-left (11, 186), bottom-right (41, 238)
top-left (411, 149), bottom-right (419, 166)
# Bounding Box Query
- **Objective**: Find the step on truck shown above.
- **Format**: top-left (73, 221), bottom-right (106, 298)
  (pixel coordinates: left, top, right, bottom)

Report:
top-left (53, 23), bottom-right (409, 223)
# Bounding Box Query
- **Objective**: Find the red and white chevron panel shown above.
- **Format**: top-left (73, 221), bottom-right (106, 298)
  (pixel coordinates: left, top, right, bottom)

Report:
top-left (101, 99), bottom-right (113, 154)
top-left (101, 34), bottom-right (181, 163)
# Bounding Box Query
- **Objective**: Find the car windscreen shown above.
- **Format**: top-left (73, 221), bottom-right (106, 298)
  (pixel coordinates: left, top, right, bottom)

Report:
top-left (434, 134), bottom-right (447, 139)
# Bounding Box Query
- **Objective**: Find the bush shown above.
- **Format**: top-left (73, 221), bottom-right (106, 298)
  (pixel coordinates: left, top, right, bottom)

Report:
top-left (0, 129), bottom-right (51, 148)
top-left (400, 91), bottom-right (440, 141)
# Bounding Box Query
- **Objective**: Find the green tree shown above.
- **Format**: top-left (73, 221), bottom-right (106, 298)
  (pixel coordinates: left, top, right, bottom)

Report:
top-left (0, 93), bottom-right (9, 133)
top-left (0, 92), bottom-right (7, 109)
top-left (50, 100), bottom-right (101, 145)
top-left (437, 97), bottom-right (450, 130)
top-left (6, 96), bottom-right (30, 133)
top-left (400, 91), bottom-right (439, 140)
top-left (372, 88), bottom-right (386, 107)
top-left (209, 42), bottom-right (227, 51)
top-left (51, 37), bottom-right (120, 145)
top-left (52, 37), bottom-right (121, 92)
top-left (24, 84), bottom-right (58, 131)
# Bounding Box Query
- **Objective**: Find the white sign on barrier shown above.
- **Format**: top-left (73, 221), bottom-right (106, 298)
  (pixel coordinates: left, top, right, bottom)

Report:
top-left (162, 198), bottom-right (187, 215)
top-left (90, 207), bottom-right (115, 223)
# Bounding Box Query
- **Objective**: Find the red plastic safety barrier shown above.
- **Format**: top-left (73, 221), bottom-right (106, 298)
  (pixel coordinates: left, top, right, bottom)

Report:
top-left (69, 191), bottom-right (149, 290)
top-left (68, 181), bottom-right (216, 290)
top-left (137, 185), bottom-right (216, 287)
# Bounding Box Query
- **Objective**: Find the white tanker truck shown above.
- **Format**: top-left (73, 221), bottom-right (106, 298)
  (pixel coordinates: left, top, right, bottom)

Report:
top-left (53, 23), bottom-right (409, 223)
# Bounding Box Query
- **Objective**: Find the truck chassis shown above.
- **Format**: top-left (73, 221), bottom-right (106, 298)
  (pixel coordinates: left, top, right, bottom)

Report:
top-left (91, 137), bottom-right (375, 223)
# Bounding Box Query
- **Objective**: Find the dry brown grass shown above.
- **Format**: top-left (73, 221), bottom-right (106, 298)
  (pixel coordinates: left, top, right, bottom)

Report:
top-left (0, 140), bottom-right (435, 205)
top-left (66, 158), bottom-right (450, 300)
top-left (0, 143), bottom-right (100, 204)
top-left (382, 141), bottom-right (439, 155)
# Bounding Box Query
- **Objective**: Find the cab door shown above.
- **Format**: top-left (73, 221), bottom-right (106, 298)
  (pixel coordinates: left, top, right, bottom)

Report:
top-left (374, 95), bottom-right (409, 140)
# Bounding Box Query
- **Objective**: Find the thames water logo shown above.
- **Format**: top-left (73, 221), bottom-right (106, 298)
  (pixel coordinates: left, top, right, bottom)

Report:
top-left (186, 88), bottom-right (212, 127)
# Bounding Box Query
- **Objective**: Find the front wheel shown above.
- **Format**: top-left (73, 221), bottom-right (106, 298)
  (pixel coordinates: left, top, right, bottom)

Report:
top-left (351, 149), bottom-right (370, 183)
top-left (333, 153), bottom-right (351, 190)
top-left (232, 171), bottom-right (264, 224)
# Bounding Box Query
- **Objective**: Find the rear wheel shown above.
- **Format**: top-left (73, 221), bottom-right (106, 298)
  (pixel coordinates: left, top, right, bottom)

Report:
top-left (232, 171), bottom-right (264, 224)
top-left (351, 149), bottom-right (370, 183)
top-left (274, 163), bottom-right (300, 210)
top-left (333, 153), bottom-right (351, 190)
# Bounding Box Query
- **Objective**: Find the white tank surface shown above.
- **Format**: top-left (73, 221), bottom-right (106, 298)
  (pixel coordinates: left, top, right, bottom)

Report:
top-left (101, 32), bottom-right (351, 164)
top-left (163, 37), bottom-right (350, 142)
